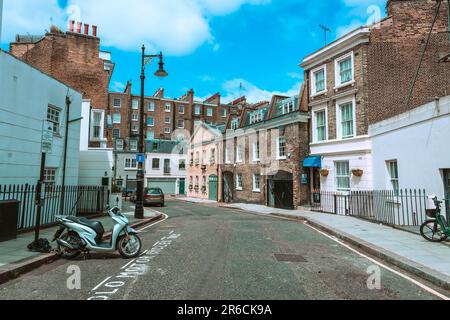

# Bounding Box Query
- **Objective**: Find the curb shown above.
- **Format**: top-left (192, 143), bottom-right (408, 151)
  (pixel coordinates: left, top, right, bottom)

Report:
top-left (0, 214), bottom-right (163, 286)
top-left (270, 212), bottom-right (450, 291)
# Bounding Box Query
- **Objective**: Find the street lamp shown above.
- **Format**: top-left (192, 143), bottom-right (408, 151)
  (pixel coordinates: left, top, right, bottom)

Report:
top-left (135, 45), bottom-right (168, 219)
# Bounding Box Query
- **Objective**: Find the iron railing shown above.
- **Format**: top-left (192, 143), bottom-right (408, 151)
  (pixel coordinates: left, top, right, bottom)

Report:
top-left (0, 184), bottom-right (109, 231)
top-left (312, 189), bottom-right (445, 227)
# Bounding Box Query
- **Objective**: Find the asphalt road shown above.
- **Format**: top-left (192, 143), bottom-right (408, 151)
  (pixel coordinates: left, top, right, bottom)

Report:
top-left (0, 199), bottom-right (448, 300)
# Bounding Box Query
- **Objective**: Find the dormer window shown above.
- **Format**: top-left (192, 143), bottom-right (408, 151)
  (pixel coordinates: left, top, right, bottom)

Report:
top-left (249, 110), bottom-right (264, 124)
top-left (278, 99), bottom-right (296, 115)
top-left (231, 119), bottom-right (240, 130)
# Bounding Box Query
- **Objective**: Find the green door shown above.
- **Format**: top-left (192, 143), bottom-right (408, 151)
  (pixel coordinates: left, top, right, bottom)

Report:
top-left (209, 175), bottom-right (218, 201)
top-left (147, 178), bottom-right (177, 195)
top-left (179, 179), bottom-right (186, 195)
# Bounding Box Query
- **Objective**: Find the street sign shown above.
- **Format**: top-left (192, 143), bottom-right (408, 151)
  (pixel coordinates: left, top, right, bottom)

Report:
top-left (136, 153), bottom-right (145, 163)
top-left (41, 121), bottom-right (54, 154)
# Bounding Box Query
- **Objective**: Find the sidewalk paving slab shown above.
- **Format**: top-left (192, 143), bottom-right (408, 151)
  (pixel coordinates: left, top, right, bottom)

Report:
top-left (0, 208), bottom-right (162, 285)
top-left (175, 197), bottom-right (218, 204)
top-left (220, 202), bottom-right (450, 290)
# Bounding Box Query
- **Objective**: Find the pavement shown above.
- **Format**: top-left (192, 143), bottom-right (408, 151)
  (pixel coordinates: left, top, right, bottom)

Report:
top-left (0, 199), bottom-right (448, 300)
top-left (175, 197), bottom-right (218, 204)
top-left (220, 202), bottom-right (450, 290)
top-left (0, 206), bottom-right (162, 285)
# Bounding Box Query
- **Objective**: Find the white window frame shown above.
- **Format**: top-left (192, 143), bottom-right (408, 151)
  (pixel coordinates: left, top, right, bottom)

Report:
top-left (253, 174), bottom-right (261, 193)
top-left (334, 51), bottom-right (355, 89)
top-left (231, 119), bottom-right (239, 130)
top-left (115, 139), bottom-right (124, 151)
top-left (132, 99), bottom-right (139, 110)
top-left (113, 98), bottom-right (121, 108)
top-left (335, 96), bottom-right (356, 140)
top-left (131, 114), bottom-right (138, 122)
top-left (207, 108), bottom-right (213, 117)
top-left (91, 110), bottom-right (104, 140)
top-left (312, 106), bottom-right (328, 143)
top-left (129, 140), bottom-right (138, 151)
top-left (236, 145), bottom-right (243, 163)
top-left (194, 105), bottom-right (201, 115)
top-left (152, 158), bottom-right (160, 170)
top-left (131, 124), bottom-right (139, 133)
top-left (164, 127), bottom-right (171, 134)
top-left (125, 158), bottom-right (138, 170)
top-left (47, 105), bottom-right (61, 135)
top-left (165, 103), bottom-right (171, 113)
top-left (252, 142), bottom-right (260, 162)
top-left (147, 117), bottom-right (155, 127)
top-left (236, 174), bottom-right (243, 191)
top-left (225, 146), bottom-right (231, 164)
top-left (113, 113), bottom-right (121, 124)
top-left (165, 116), bottom-right (171, 124)
top-left (148, 101), bottom-right (155, 112)
top-left (44, 168), bottom-right (57, 184)
top-left (221, 109), bottom-right (227, 118)
top-left (311, 64), bottom-right (327, 96)
top-left (179, 105), bottom-right (185, 115)
top-left (276, 137), bottom-right (287, 160)
top-left (177, 119), bottom-right (185, 129)
top-left (112, 129), bottom-right (121, 139)
top-left (387, 160), bottom-right (399, 194)
top-left (335, 161), bottom-right (350, 192)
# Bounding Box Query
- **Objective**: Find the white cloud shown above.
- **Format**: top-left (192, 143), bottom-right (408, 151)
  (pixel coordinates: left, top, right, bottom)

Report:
top-left (2, 0), bottom-right (270, 55)
top-left (287, 72), bottom-right (303, 80)
top-left (221, 79), bottom-right (300, 104)
top-left (336, 19), bottom-right (365, 38)
top-left (111, 81), bottom-right (126, 92)
top-left (336, 0), bottom-right (385, 38)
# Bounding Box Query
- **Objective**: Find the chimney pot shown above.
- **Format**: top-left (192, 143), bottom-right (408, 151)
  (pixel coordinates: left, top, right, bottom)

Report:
top-left (76, 22), bottom-right (82, 33)
top-left (84, 24), bottom-right (90, 35)
top-left (69, 20), bottom-right (75, 32)
top-left (92, 25), bottom-right (98, 37)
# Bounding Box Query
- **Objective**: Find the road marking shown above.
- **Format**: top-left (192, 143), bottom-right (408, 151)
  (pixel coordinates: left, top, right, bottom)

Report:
top-left (91, 276), bottom-right (112, 292)
top-left (121, 259), bottom-right (136, 270)
top-left (303, 221), bottom-right (450, 300)
top-left (138, 213), bottom-right (169, 231)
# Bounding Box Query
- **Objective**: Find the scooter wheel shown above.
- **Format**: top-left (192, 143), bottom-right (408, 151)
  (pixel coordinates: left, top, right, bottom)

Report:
top-left (118, 234), bottom-right (142, 259)
top-left (59, 232), bottom-right (81, 259)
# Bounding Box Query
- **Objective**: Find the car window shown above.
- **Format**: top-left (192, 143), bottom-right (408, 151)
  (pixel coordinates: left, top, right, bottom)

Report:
top-left (146, 188), bottom-right (162, 195)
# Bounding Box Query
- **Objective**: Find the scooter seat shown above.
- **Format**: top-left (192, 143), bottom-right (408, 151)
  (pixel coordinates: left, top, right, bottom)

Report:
top-left (66, 216), bottom-right (105, 238)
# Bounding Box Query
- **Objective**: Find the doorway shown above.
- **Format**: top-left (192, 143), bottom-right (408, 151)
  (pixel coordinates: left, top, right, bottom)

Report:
top-left (223, 172), bottom-right (233, 203)
top-left (267, 171), bottom-right (294, 210)
top-left (209, 175), bottom-right (218, 201)
top-left (179, 178), bottom-right (186, 195)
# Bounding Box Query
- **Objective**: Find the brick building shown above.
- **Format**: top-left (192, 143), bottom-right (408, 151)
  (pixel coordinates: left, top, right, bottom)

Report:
top-left (300, 0), bottom-right (449, 202)
top-left (9, 21), bottom-right (115, 149)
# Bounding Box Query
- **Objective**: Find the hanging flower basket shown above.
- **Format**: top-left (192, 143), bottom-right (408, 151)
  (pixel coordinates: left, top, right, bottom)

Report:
top-left (352, 169), bottom-right (364, 177)
top-left (320, 169), bottom-right (329, 177)
top-left (194, 185), bottom-right (199, 192)
top-left (189, 184), bottom-right (194, 191)
top-left (201, 185), bottom-right (207, 193)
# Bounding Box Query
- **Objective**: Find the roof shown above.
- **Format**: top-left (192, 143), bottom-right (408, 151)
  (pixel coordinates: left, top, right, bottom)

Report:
top-left (14, 35), bottom-right (44, 44)
top-left (145, 140), bottom-right (184, 154)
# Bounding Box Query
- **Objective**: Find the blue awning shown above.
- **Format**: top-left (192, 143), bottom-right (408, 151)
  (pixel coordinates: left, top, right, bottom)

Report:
top-left (303, 156), bottom-right (321, 168)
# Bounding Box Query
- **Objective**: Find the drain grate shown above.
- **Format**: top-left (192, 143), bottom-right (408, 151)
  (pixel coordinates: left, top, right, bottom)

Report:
top-left (274, 254), bottom-right (307, 263)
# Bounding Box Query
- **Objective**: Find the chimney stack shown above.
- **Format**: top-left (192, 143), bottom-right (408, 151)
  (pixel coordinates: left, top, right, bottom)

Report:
top-left (84, 23), bottom-right (90, 35)
top-left (76, 22), bottom-right (82, 33)
top-left (92, 25), bottom-right (98, 37)
top-left (69, 20), bottom-right (75, 32)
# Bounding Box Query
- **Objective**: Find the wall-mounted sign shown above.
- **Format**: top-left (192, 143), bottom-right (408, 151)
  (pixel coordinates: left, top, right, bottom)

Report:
top-left (41, 121), bottom-right (54, 154)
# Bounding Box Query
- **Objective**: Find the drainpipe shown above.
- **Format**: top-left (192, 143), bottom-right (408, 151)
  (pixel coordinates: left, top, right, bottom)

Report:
top-left (60, 95), bottom-right (71, 214)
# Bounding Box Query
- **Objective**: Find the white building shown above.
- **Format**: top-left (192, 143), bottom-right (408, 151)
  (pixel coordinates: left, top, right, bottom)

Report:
top-left (370, 95), bottom-right (450, 216)
top-left (145, 140), bottom-right (188, 195)
top-left (0, 49), bottom-right (82, 186)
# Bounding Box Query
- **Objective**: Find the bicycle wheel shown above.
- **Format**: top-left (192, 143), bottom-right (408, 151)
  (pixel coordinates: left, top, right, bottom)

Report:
top-left (420, 220), bottom-right (448, 242)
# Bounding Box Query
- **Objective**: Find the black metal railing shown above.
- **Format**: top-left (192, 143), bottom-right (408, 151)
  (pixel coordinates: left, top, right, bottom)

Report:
top-left (0, 184), bottom-right (109, 231)
top-left (312, 189), bottom-right (439, 227)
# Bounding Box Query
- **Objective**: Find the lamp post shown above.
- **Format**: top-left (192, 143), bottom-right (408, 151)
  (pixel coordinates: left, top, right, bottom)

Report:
top-left (135, 45), bottom-right (168, 219)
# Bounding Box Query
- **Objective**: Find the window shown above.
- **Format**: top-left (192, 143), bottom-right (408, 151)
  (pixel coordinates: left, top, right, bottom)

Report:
top-left (47, 106), bottom-right (61, 135)
top-left (210, 149), bottom-right (216, 164)
top-left (195, 151), bottom-right (200, 164)
top-left (253, 142), bottom-right (260, 161)
top-left (92, 111), bottom-right (102, 138)
top-left (132, 99), bottom-right (139, 110)
top-left (164, 127), bottom-right (171, 134)
top-left (202, 150), bottom-right (207, 165)
top-left (147, 117), bottom-right (154, 127)
top-left (113, 98), bottom-right (121, 108)
top-left (312, 66), bottom-right (326, 95)
top-left (336, 161), bottom-right (350, 192)
top-left (339, 102), bottom-right (354, 139)
top-left (146, 131), bottom-right (154, 140)
top-left (131, 125), bottom-right (138, 133)
top-left (231, 119), bottom-right (239, 130)
top-left (152, 158), bottom-right (160, 170)
top-left (225, 147), bottom-right (231, 164)
top-left (277, 137), bottom-right (287, 160)
top-left (148, 102), bottom-right (155, 112)
top-left (115, 139), bottom-right (124, 151)
top-left (250, 110), bottom-right (264, 124)
top-left (387, 161), bottom-right (399, 194)
top-left (315, 109), bottom-right (327, 142)
top-left (179, 105), bottom-right (185, 114)
top-left (202, 176), bottom-right (207, 188)
top-left (125, 158), bottom-right (137, 170)
top-left (207, 108), bottom-right (213, 117)
top-left (113, 113), bottom-right (121, 124)
top-left (164, 159), bottom-right (170, 174)
top-left (179, 159), bottom-right (186, 171)
top-left (253, 174), bottom-right (261, 192)
top-left (335, 53), bottom-right (354, 87)
top-left (195, 105), bottom-right (201, 115)
top-left (221, 109), bottom-right (227, 118)
top-left (236, 174), bottom-right (243, 190)
top-left (129, 140), bottom-right (138, 151)
top-left (165, 103), bottom-right (171, 113)
top-left (279, 101), bottom-right (295, 115)
top-left (44, 168), bottom-right (57, 184)
top-left (112, 129), bottom-right (120, 139)
top-left (177, 119), bottom-right (185, 129)
top-left (132, 114), bottom-right (138, 122)
top-left (164, 116), bottom-right (171, 124)
top-left (236, 145), bottom-right (243, 163)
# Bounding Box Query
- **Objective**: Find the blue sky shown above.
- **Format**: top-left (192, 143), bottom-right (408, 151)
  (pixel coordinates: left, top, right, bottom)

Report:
top-left (1, 0), bottom-right (386, 102)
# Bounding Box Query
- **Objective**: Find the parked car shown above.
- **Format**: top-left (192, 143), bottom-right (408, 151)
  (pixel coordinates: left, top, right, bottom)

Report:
top-left (129, 188), bottom-right (165, 207)
top-left (122, 187), bottom-right (136, 198)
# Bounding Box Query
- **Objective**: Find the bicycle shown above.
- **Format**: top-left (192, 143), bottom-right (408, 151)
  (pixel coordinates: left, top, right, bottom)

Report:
top-left (420, 197), bottom-right (450, 242)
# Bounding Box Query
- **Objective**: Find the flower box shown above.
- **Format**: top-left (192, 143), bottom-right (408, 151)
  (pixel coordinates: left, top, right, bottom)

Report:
top-left (320, 169), bottom-right (329, 177)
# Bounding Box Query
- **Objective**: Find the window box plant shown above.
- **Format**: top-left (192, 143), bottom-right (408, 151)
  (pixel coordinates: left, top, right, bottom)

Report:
top-left (201, 185), bottom-right (207, 193)
top-left (189, 184), bottom-right (194, 191)
top-left (320, 169), bottom-right (329, 177)
top-left (194, 185), bottom-right (199, 192)
top-left (352, 169), bottom-right (364, 177)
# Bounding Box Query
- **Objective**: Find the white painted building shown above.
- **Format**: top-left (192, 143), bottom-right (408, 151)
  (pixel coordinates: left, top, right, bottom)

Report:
top-left (370, 95), bottom-right (450, 216)
top-left (0, 49), bottom-right (82, 186)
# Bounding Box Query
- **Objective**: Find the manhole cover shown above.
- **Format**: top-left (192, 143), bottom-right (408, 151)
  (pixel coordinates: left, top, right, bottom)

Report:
top-left (274, 254), bottom-right (307, 263)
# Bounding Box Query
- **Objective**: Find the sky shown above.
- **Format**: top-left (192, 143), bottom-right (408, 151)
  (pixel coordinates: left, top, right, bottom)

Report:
top-left (0, 0), bottom-right (386, 103)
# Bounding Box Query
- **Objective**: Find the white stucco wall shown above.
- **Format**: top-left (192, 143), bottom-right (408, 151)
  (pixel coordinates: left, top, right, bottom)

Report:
top-left (78, 148), bottom-right (114, 186)
top-left (0, 50), bottom-right (82, 186)
top-left (80, 100), bottom-right (91, 152)
top-left (370, 96), bottom-right (450, 201)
